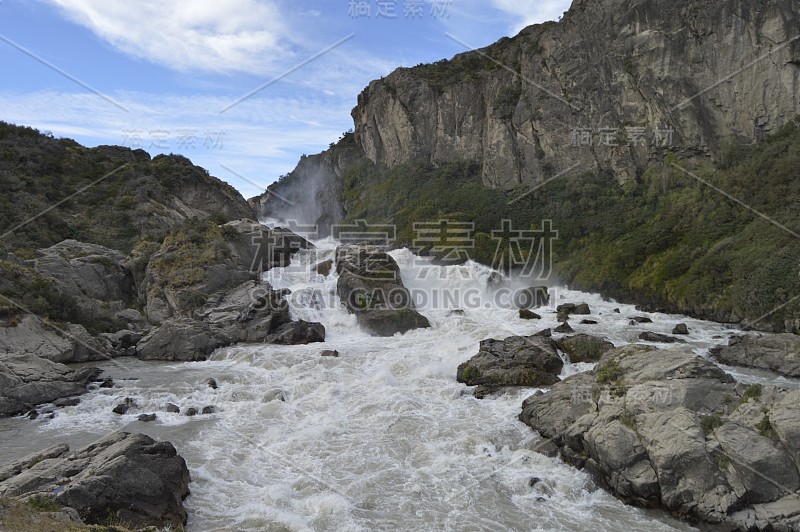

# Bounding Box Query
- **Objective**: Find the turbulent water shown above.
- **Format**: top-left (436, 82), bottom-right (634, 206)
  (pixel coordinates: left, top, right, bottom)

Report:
top-left (1, 236), bottom-right (796, 531)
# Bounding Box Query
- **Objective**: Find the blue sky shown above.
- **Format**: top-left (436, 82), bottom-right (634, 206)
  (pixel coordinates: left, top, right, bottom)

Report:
top-left (0, 0), bottom-right (571, 198)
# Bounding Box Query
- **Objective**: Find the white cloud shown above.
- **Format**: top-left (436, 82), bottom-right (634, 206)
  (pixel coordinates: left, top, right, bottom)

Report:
top-left (489, 0), bottom-right (571, 34)
top-left (42, 0), bottom-right (288, 73)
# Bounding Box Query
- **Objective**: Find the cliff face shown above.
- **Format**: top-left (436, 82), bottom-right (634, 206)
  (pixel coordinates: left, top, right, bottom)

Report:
top-left (352, 0), bottom-right (800, 190)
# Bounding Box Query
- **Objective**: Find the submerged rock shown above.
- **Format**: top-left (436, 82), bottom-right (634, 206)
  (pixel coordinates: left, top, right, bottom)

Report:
top-left (0, 432), bottom-right (190, 529)
top-left (457, 335), bottom-right (563, 387)
top-left (519, 309), bottom-right (542, 320)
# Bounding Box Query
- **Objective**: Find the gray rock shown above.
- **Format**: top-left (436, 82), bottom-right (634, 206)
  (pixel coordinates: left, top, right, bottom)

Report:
top-left (265, 321), bottom-right (326, 345)
top-left (164, 403), bottom-right (180, 413)
top-left (519, 309), bottom-right (541, 320)
top-left (321, 350), bottom-right (340, 357)
top-left (201, 406), bottom-right (216, 415)
top-left (556, 334), bottom-right (615, 363)
top-left (630, 317), bottom-right (653, 324)
top-left (205, 378), bottom-right (218, 389)
top-left (0, 316), bottom-right (112, 363)
top-left (519, 345), bottom-right (800, 530)
top-left (0, 354), bottom-right (100, 417)
top-left (315, 259), bottom-right (334, 276)
top-left (553, 322), bottom-right (574, 334)
top-left (672, 323), bottom-right (689, 335)
top-left (513, 286), bottom-right (550, 309)
top-left (184, 407), bottom-right (198, 417)
top-left (710, 334), bottom-right (800, 378)
top-left (137, 413), bottom-right (157, 422)
top-left (457, 335), bottom-right (563, 387)
top-left (53, 397), bottom-right (80, 408)
top-left (335, 245), bottom-right (430, 336)
top-left (0, 432), bottom-right (190, 528)
top-left (136, 318), bottom-right (230, 361)
top-left (638, 331), bottom-right (684, 343)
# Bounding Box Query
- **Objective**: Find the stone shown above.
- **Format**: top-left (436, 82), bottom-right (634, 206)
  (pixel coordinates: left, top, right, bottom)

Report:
top-left (321, 350), bottom-right (340, 357)
top-left (556, 334), bottom-right (615, 363)
top-left (184, 408), bottom-right (198, 417)
top-left (0, 432), bottom-right (190, 528)
top-left (201, 406), bottom-right (216, 415)
top-left (136, 318), bottom-right (230, 361)
top-left (164, 403), bottom-right (180, 414)
top-left (315, 259), bottom-right (334, 276)
top-left (580, 319), bottom-right (598, 325)
top-left (53, 397), bottom-right (80, 408)
top-left (112, 404), bottom-right (130, 415)
top-left (513, 286), bottom-right (550, 309)
top-left (519, 309), bottom-right (541, 320)
top-left (638, 331), bottom-right (684, 343)
top-left (630, 316), bottom-right (653, 324)
top-left (0, 354), bottom-right (101, 417)
top-left (534, 328), bottom-right (552, 338)
top-left (457, 335), bottom-right (563, 387)
top-left (710, 334), bottom-right (800, 378)
top-left (672, 323), bottom-right (689, 335)
top-left (553, 322), bottom-right (574, 334)
top-left (206, 378), bottom-right (218, 390)
top-left (137, 413), bottom-right (157, 422)
top-left (265, 321), bottom-right (326, 345)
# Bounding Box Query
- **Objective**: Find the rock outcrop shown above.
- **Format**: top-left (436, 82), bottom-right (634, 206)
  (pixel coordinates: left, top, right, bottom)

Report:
top-left (0, 432), bottom-right (191, 529)
top-left (457, 335), bottom-right (563, 388)
top-left (519, 345), bottom-right (800, 530)
top-left (710, 334), bottom-right (800, 378)
top-left (335, 244), bottom-right (430, 336)
top-left (0, 354), bottom-right (101, 417)
top-left (555, 334), bottom-right (615, 363)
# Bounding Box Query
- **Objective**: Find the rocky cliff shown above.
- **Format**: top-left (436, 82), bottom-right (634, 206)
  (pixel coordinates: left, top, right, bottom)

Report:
top-left (353, 0), bottom-right (800, 190)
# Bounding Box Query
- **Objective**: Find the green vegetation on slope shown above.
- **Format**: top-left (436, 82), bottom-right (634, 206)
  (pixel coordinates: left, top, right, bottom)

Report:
top-left (331, 120), bottom-right (800, 331)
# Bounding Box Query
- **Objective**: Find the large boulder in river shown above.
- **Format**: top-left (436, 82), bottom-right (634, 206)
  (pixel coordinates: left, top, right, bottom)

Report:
top-left (457, 335), bottom-right (563, 387)
top-left (556, 334), bottom-right (615, 363)
top-left (0, 354), bottom-right (101, 417)
top-left (335, 245), bottom-right (430, 336)
top-left (710, 334), bottom-right (800, 378)
top-left (0, 432), bottom-right (190, 529)
top-left (519, 345), bottom-right (800, 530)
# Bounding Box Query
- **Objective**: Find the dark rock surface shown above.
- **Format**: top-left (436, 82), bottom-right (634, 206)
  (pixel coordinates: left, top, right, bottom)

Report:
top-left (457, 335), bottom-right (563, 387)
top-left (556, 334), bottom-right (615, 363)
top-left (638, 331), bottom-right (684, 343)
top-left (336, 244), bottom-right (430, 336)
top-left (0, 432), bottom-right (190, 529)
top-left (519, 309), bottom-right (541, 320)
top-left (710, 334), bottom-right (800, 378)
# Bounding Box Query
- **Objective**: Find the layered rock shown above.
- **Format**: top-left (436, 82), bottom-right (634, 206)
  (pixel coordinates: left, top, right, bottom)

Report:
top-left (457, 335), bottom-right (563, 387)
top-left (519, 345), bottom-right (800, 530)
top-left (710, 334), bottom-right (800, 378)
top-left (0, 432), bottom-right (191, 529)
top-left (0, 354), bottom-right (101, 417)
top-left (335, 245), bottom-right (430, 336)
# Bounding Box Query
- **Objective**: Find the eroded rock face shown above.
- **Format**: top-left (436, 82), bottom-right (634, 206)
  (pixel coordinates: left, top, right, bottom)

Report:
top-left (457, 335), bottom-right (563, 387)
top-left (519, 345), bottom-right (800, 530)
top-left (335, 245), bottom-right (430, 336)
top-left (353, 0), bottom-right (800, 190)
top-left (0, 432), bottom-right (191, 529)
top-left (0, 316), bottom-right (111, 363)
top-left (0, 354), bottom-right (101, 417)
top-left (710, 334), bottom-right (800, 378)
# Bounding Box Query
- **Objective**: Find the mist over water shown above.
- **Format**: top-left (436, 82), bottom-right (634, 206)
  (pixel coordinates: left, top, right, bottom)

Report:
top-left (0, 234), bottom-right (795, 530)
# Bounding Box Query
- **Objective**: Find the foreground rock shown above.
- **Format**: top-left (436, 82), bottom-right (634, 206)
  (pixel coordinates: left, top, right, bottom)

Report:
top-left (457, 335), bottom-right (563, 389)
top-left (336, 245), bottom-right (429, 336)
top-left (710, 334), bottom-right (800, 378)
top-left (519, 345), bottom-right (800, 530)
top-left (0, 316), bottom-right (111, 363)
top-left (555, 334), bottom-right (614, 363)
top-left (0, 354), bottom-right (100, 417)
top-left (0, 432), bottom-right (190, 529)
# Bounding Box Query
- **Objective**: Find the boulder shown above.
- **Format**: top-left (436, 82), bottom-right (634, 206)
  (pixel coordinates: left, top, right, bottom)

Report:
top-left (556, 334), bottom-right (615, 363)
top-left (0, 354), bottom-right (101, 417)
top-left (554, 322), bottom-right (574, 334)
top-left (519, 309), bottom-right (541, 320)
top-left (710, 334), bottom-right (800, 378)
top-left (315, 259), bottom-right (334, 276)
top-left (265, 320), bottom-right (326, 345)
top-left (638, 331), bottom-right (684, 343)
top-left (519, 345), bottom-right (800, 530)
top-left (321, 350), bottom-right (340, 357)
top-left (136, 318), bottom-right (229, 361)
top-left (513, 286), bottom-right (549, 309)
top-left (457, 335), bottom-right (563, 387)
top-left (0, 432), bottom-right (190, 529)
top-left (0, 316), bottom-right (112, 363)
top-left (672, 323), bottom-right (689, 335)
top-left (630, 316), bottom-right (653, 323)
top-left (335, 245), bottom-right (430, 336)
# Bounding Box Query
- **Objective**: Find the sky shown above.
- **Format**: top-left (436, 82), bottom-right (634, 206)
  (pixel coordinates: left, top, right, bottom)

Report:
top-left (0, 0), bottom-right (572, 199)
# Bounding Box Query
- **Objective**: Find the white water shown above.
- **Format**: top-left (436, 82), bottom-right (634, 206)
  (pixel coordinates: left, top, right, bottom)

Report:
top-left (1, 237), bottom-right (796, 531)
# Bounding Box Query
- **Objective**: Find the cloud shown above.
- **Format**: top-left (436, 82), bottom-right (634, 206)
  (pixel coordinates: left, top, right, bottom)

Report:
top-left (42, 0), bottom-right (289, 73)
top-left (489, 0), bottom-right (571, 33)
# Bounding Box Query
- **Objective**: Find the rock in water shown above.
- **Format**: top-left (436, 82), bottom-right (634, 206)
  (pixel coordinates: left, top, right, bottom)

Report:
top-left (638, 331), bottom-right (684, 343)
top-left (556, 334), bottom-right (615, 363)
top-left (315, 259), bottom-right (333, 276)
top-left (265, 321), bottom-right (325, 345)
top-left (513, 286), bottom-right (549, 309)
top-left (0, 432), bottom-right (190, 529)
top-left (0, 354), bottom-right (100, 417)
top-left (672, 323), bottom-right (689, 335)
top-left (164, 403), bottom-right (180, 414)
top-left (335, 245), bottom-right (430, 336)
top-left (519, 309), bottom-right (541, 320)
top-left (519, 345), bottom-right (800, 531)
top-left (137, 413), bottom-right (157, 422)
top-left (205, 378), bottom-right (218, 389)
top-left (710, 334), bottom-right (800, 378)
top-left (457, 335), bottom-right (563, 387)
top-left (321, 350), bottom-right (340, 357)
top-left (553, 322), bottom-right (574, 334)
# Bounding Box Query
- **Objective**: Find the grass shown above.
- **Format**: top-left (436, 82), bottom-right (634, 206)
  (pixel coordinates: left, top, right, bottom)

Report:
top-left (739, 384), bottom-right (763, 405)
top-left (700, 413), bottom-right (725, 435)
top-left (596, 359), bottom-right (623, 384)
top-left (756, 414), bottom-right (778, 439)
